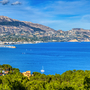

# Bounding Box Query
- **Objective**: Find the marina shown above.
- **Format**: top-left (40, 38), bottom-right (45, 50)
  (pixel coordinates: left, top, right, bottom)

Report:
top-left (0, 45), bottom-right (16, 48)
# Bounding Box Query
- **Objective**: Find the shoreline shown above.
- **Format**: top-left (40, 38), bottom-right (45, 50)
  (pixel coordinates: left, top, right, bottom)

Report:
top-left (0, 45), bottom-right (16, 48)
top-left (0, 41), bottom-right (44, 45)
top-left (0, 41), bottom-right (90, 48)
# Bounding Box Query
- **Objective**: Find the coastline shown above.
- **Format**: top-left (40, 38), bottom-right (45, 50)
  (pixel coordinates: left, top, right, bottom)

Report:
top-left (0, 41), bottom-right (90, 48)
top-left (0, 41), bottom-right (44, 48)
top-left (0, 45), bottom-right (16, 48)
top-left (0, 41), bottom-right (44, 45)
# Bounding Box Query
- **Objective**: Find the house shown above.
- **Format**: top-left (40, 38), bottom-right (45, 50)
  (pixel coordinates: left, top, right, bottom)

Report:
top-left (4, 71), bottom-right (9, 74)
top-left (22, 71), bottom-right (32, 78)
top-left (0, 73), bottom-right (2, 76)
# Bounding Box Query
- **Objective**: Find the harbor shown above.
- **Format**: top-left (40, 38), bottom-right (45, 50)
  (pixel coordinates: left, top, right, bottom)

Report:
top-left (0, 45), bottom-right (16, 48)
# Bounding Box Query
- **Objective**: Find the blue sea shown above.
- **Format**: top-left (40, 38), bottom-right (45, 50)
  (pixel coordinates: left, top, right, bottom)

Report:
top-left (0, 42), bottom-right (90, 75)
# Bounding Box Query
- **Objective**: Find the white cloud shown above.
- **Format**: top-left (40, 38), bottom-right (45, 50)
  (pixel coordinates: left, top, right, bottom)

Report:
top-left (11, 1), bottom-right (21, 5)
top-left (0, 0), bottom-right (9, 5)
top-left (81, 15), bottom-right (90, 23)
top-left (42, 0), bottom-right (89, 15)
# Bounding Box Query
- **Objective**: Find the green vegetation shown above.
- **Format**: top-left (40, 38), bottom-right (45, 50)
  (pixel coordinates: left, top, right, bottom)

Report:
top-left (0, 64), bottom-right (19, 74)
top-left (0, 64), bottom-right (90, 90)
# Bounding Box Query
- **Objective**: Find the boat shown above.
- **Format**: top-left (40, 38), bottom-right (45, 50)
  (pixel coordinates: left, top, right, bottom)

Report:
top-left (40, 66), bottom-right (45, 73)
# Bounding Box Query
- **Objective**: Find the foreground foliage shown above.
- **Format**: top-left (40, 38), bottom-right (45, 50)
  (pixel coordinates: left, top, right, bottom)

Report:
top-left (0, 65), bottom-right (90, 90)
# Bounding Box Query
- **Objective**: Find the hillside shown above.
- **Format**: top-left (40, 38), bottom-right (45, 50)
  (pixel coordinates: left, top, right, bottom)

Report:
top-left (0, 16), bottom-right (90, 43)
top-left (0, 64), bottom-right (90, 90)
top-left (0, 16), bottom-right (55, 33)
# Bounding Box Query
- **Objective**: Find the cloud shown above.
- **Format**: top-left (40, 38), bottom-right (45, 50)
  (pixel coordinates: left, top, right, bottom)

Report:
top-left (81, 15), bottom-right (90, 23)
top-left (38, 19), bottom-right (90, 31)
top-left (1, 0), bottom-right (90, 30)
top-left (0, 0), bottom-right (9, 5)
top-left (11, 1), bottom-right (21, 5)
top-left (42, 0), bottom-right (88, 15)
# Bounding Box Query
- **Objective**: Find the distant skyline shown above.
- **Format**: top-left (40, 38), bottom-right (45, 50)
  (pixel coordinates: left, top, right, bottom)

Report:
top-left (0, 0), bottom-right (90, 31)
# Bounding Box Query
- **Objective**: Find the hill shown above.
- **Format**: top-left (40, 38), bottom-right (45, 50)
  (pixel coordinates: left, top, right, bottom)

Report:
top-left (0, 16), bottom-right (90, 43)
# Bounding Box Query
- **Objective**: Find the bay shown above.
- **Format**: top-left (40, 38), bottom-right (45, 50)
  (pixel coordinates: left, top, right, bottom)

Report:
top-left (0, 42), bottom-right (90, 75)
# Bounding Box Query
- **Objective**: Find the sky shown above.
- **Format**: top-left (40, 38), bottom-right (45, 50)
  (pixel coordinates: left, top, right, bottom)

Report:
top-left (0, 0), bottom-right (90, 31)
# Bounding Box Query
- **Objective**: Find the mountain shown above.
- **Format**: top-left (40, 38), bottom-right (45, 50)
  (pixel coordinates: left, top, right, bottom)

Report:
top-left (0, 16), bottom-right (90, 42)
top-left (0, 16), bottom-right (55, 34)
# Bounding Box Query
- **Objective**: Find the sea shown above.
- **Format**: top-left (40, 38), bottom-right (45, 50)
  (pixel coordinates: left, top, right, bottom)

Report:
top-left (0, 42), bottom-right (90, 75)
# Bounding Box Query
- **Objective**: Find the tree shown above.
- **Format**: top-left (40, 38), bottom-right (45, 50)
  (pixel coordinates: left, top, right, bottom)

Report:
top-left (11, 80), bottom-right (25, 90)
top-left (84, 77), bottom-right (90, 89)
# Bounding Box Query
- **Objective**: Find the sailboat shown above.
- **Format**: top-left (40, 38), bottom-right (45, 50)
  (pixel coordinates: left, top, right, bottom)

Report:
top-left (41, 66), bottom-right (45, 73)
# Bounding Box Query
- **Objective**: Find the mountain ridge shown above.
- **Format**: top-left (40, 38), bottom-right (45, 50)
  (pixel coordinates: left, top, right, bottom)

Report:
top-left (0, 16), bottom-right (55, 32)
top-left (0, 16), bottom-right (90, 42)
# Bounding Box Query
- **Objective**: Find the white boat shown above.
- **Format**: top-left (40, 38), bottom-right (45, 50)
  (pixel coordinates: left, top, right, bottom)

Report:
top-left (40, 66), bottom-right (45, 73)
